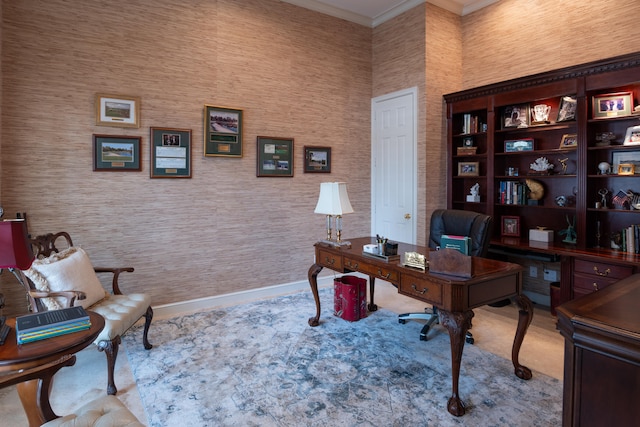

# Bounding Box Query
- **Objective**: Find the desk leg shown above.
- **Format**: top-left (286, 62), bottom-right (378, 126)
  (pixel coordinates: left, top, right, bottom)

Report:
top-left (15, 355), bottom-right (76, 427)
top-left (512, 294), bottom-right (533, 380)
top-left (367, 276), bottom-right (378, 312)
top-left (308, 263), bottom-right (323, 327)
top-left (439, 309), bottom-right (474, 417)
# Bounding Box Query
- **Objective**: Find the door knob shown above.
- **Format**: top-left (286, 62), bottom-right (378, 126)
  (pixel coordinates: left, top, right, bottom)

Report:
top-left (404, 213), bottom-right (411, 219)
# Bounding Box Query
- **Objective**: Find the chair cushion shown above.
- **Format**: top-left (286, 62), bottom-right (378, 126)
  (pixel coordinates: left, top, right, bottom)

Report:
top-left (41, 395), bottom-right (144, 427)
top-left (91, 293), bottom-right (151, 343)
top-left (23, 247), bottom-right (107, 311)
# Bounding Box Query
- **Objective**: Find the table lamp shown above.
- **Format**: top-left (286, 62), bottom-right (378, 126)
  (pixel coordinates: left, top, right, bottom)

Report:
top-left (0, 219), bottom-right (34, 344)
top-left (314, 182), bottom-right (354, 247)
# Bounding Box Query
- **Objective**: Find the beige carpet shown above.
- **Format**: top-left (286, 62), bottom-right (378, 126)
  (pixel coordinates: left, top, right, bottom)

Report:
top-left (0, 280), bottom-right (564, 426)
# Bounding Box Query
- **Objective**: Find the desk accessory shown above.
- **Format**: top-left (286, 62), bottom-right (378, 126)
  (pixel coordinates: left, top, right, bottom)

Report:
top-left (429, 248), bottom-right (473, 278)
top-left (402, 251), bottom-right (426, 270)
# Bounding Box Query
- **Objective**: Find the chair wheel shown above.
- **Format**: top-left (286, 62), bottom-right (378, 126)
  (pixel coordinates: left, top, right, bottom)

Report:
top-left (398, 319), bottom-right (406, 324)
top-left (419, 334), bottom-right (428, 341)
top-left (466, 336), bottom-right (474, 344)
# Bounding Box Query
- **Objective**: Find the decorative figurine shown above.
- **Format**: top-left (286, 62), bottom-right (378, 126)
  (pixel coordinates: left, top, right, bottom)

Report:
top-left (525, 179), bottom-right (544, 205)
top-left (598, 162), bottom-right (611, 175)
top-left (598, 188), bottom-right (609, 208)
top-left (558, 157), bottom-right (569, 175)
top-left (595, 132), bottom-right (616, 146)
top-left (530, 157), bottom-right (554, 174)
top-left (559, 215), bottom-right (577, 244)
top-left (466, 183), bottom-right (481, 202)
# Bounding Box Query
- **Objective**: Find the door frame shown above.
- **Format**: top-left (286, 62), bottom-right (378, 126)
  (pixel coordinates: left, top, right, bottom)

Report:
top-left (370, 87), bottom-right (418, 244)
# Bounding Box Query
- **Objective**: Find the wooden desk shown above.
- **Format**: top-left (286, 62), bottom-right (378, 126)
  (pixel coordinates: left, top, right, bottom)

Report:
top-left (307, 237), bottom-right (533, 417)
top-left (556, 274), bottom-right (640, 427)
top-left (0, 311), bottom-right (105, 427)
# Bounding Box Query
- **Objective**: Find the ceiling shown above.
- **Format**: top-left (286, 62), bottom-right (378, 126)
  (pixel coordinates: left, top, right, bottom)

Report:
top-left (281, 0), bottom-right (499, 27)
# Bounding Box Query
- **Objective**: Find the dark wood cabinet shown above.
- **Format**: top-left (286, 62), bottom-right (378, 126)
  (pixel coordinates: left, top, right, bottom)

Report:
top-left (444, 52), bottom-right (640, 304)
top-left (556, 274), bottom-right (640, 427)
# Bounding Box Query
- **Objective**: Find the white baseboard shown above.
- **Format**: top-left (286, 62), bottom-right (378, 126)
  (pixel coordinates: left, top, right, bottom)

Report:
top-left (152, 274), bottom-right (336, 320)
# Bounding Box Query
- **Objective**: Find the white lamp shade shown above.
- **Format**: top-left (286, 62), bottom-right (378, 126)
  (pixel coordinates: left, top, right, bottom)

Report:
top-left (314, 182), bottom-right (354, 215)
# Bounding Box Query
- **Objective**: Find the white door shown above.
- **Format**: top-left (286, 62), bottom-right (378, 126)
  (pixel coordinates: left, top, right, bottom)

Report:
top-left (371, 88), bottom-right (417, 244)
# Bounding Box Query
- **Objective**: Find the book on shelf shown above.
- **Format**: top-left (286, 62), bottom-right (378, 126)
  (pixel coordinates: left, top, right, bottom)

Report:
top-left (440, 234), bottom-right (471, 256)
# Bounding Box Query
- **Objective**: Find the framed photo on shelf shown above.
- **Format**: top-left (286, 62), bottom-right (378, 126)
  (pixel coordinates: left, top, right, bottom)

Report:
top-left (623, 125), bottom-right (640, 146)
top-left (458, 161), bottom-right (479, 176)
top-left (592, 92), bottom-right (633, 119)
top-left (557, 95), bottom-right (577, 122)
top-left (93, 134), bottom-right (141, 171)
top-left (95, 94), bottom-right (140, 128)
top-left (504, 138), bottom-right (534, 152)
top-left (503, 104), bottom-right (529, 128)
top-left (150, 127), bottom-right (192, 178)
top-left (204, 105), bottom-right (243, 157)
top-left (612, 150), bottom-right (640, 172)
top-left (304, 146), bottom-right (331, 173)
top-left (559, 134), bottom-right (578, 149)
top-left (257, 136), bottom-right (294, 177)
top-left (501, 216), bottom-right (520, 237)
top-left (618, 163), bottom-right (635, 175)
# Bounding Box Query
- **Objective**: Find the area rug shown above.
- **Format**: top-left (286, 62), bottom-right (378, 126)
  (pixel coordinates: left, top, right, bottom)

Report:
top-left (123, 289), bottom-right (562, 426)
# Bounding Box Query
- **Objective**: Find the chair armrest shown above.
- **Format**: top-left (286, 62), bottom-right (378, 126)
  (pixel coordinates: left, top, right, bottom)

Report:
top-left (93, 267), bottom-right (134, 295)
top-left (28, 290), bottom-right (86, 308)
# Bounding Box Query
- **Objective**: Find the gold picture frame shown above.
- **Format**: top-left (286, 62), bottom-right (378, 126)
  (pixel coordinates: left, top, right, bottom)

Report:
top-left (618, 163), bottom-right (635, 175)
top-left (458, 161), bottom-right (479, 176)
top-left (95, 94), bottom-right (140, 128)
top-left (559, 134), bottom-right (577, 149)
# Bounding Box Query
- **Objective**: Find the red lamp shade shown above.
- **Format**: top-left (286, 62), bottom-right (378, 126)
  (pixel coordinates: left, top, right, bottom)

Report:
top-left (0, 220), bottom-right (34, 270)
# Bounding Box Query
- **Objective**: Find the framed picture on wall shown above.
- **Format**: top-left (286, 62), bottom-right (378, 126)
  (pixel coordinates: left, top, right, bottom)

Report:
top-left (204, 105), bottom-right (243, 157)
top-left (257, 136), bottom-right (294, 177)
top-left (93, 134), bottom-right (142, 171)
top-left (304, 146), bottom-right (331, 173)
top-left (95, 94), bottom-right (140, 128)
top-left (150, 127), bottom-right (192, 178)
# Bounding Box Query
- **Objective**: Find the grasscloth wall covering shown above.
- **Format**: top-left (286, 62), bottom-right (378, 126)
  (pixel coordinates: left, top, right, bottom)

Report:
top-left (462, 0), bottom-right (640, 88)
top-left (0, 0), bottom-right (373, 314)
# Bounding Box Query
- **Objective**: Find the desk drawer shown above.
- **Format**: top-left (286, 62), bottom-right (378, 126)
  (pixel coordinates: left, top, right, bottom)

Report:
top-left (574, 259), bottom-right (633, 280)
top-left (399, 275), bottom-right (442, 305)
top-left (317, 249), bottom-right (343, 270)
top-left (574, 274), bottom-right (617, 293)
top-left (355, 260), bottom-right (400, 283)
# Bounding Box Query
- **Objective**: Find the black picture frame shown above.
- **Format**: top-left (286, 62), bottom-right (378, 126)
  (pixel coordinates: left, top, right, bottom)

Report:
top-left (150, 127), bottom-right (192, 178)
top-left (204, 105), bottom-right (242, 157)
top-left (557, 95), bottom-right (577, 122)
top-left (93, 134), bottom-right (142, 171)
top-left (304, 146), bottom-right (331, 173)
top-left (503, 104), bottom-right (529, 128)
top-left (257, 136), bottom-right (294, 177)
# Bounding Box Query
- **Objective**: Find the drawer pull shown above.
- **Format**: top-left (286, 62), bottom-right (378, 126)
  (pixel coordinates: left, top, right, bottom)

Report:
top-left (324, 257), bottom-right (335, 265)
top-left (593, 282), bottom-right (599, 291)
top-left (347, 261), bottom-right (359, 269)
top-left (411, 284), bottom-right (428, 294)
top-left (377, 269), bottom-right (391, 279)
top-left (593, 266), bottom-right (611, 277)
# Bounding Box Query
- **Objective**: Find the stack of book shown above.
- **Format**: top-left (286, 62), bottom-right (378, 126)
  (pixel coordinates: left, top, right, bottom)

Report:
top-left (15, 306), bottom-right (91, 344)
top-left (440, 234), bottom-right (471, 255)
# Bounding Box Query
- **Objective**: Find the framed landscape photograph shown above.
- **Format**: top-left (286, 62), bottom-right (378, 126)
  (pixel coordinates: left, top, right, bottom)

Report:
top-left (257, 136), bottom-right (294, 177)
top-left (612, 150), bottom-right (640, 172)
top-left (204, 105), bottom-right (243, 157)
top-left (458, 161), bottom-right (479, 176)
top-left (592, 92), bottom-right (632, 119)
top-left (304, 146), bottom-right (331, 173)
top-left (150, 127), bottom-right (192, 178)
top-left (95, 94), bottom-right (140, 128)
top-left (93, 134), bottom-right (141, 171)
top-left (501, 216), bottom-right (520, 237)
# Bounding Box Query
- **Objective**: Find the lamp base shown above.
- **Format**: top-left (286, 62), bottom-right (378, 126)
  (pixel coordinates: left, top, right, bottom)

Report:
top-left (317, 239), bottom-right (352, 248)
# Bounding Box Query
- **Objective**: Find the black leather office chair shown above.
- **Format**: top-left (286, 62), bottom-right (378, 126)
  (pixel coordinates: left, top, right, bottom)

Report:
top-left (398, 209), bottom-right (493, 343)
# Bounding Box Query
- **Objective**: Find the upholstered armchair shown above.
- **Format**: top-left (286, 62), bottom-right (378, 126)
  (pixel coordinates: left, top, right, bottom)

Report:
top-left (14, 232), bottom-right (152, 395)
top-left (398, 209), bottom-right (493, 343)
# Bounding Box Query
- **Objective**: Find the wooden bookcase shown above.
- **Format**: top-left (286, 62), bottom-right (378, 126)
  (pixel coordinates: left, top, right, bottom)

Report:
top-left (444, 52), bottom-right (640, 304)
